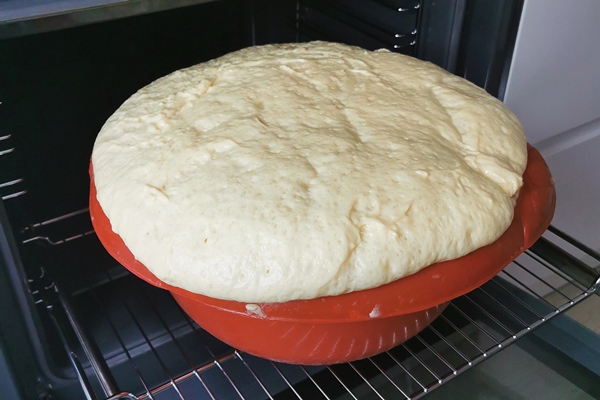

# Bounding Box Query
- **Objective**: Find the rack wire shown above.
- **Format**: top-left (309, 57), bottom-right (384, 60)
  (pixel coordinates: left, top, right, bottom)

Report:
top-left (23, 209), bottom-right (599, 400)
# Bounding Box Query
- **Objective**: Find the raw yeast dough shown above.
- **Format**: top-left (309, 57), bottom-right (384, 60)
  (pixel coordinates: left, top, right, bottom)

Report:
top-left (92, 42), bottom-right (527, 303)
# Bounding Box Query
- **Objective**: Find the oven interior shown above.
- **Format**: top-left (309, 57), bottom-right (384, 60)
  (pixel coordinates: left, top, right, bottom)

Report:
top-left (1, 1), bottom-right (599, 399)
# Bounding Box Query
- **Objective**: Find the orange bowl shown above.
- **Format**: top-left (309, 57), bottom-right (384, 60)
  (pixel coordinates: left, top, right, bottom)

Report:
top-left (90, 144), bottom-right (555, 364)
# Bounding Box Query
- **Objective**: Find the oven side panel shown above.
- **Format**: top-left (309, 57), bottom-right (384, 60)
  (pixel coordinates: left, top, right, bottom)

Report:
top-left (418, 0), bottom-right (523, 98)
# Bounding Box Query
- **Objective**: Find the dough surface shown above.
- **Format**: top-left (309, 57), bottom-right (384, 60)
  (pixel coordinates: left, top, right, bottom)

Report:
top-left (92, 41), bottom-right (527, 303)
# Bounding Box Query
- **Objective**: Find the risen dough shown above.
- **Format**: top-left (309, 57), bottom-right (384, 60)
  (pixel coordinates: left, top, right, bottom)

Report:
top-left (92, 41), bottom-right (527, 303)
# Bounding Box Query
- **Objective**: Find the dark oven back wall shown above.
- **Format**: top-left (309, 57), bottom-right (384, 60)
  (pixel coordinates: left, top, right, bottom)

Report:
top-left (0, 0), bottom-right (253, 230)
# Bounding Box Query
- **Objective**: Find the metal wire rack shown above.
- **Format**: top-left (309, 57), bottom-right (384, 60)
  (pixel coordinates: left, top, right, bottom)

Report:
top-left (23, 211), bottom-right (599, 400)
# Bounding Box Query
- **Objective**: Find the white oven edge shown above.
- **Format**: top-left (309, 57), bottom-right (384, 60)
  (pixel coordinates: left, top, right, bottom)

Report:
top-left (503, 0), bottom-right (600, 295)
top-left (504, 0), bottom-right (600, 250)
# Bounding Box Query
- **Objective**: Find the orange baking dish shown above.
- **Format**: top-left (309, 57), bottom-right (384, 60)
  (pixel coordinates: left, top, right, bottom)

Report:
top-left (89, 144), bottom-right (555, 365)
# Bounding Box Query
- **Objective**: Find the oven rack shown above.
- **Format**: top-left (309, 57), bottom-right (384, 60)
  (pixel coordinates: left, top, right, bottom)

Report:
top-left (24, 212), bottom-right (599, 400)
